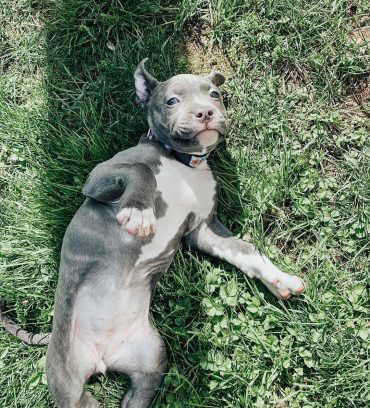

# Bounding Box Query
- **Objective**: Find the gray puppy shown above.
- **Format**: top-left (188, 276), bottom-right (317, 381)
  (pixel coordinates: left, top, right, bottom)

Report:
top-left (1, 60), bottom-right (305, 408)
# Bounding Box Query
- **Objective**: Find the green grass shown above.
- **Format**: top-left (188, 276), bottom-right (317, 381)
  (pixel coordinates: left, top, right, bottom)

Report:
top-left (1, 0), bottom-right (369, 407)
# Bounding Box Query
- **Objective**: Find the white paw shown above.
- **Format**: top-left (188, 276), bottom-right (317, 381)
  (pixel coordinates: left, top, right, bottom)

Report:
top-left (261, 270), bottom-right (305, 300)
top-left (234, 253), bottom-right (305, 300)
top-left (116, 207), bottom-right (156, 238)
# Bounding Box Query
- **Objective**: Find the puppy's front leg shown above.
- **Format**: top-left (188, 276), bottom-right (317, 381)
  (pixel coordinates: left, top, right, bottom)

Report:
top-left (83, 162), bottom-right (157, 237)
top-left (184, 217), bottom-right (305, 299)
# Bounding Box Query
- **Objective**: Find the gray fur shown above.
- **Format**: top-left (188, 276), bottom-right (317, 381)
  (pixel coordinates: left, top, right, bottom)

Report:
top-left (0, 60), bottom-right (305, 408)
top-left (44, 61), bottom-right (230, 408)
top-left (137, 59), bottom-right (228, 154)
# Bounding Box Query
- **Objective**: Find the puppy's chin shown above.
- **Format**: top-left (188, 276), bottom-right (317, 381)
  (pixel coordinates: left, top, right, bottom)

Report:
top-left (196, 130), bottom-right (219, 148)
top-left (158, 129), bottom-right (221, 154)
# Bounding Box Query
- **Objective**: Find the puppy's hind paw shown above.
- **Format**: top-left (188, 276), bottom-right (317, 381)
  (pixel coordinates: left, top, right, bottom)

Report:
top-left (116, 207), bottom-right (156, 238)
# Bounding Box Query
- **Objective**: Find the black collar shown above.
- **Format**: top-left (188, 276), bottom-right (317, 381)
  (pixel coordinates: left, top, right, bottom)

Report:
top-left (146, 128), bottom-right (210, 168)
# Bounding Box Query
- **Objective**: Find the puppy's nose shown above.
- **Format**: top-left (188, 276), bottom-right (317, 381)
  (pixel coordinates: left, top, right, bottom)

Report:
top-left (195, 108), bottom-right (214, 122)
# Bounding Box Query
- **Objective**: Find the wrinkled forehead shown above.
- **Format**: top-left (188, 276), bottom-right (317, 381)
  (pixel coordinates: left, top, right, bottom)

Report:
top-left (159, 74), bottom-right (213, 96)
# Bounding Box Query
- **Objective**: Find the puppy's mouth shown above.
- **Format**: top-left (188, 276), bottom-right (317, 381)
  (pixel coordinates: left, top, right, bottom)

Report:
top-left (162, 117), bottom-right (228, 153)
top-left (195, 129), bottom-right (219, 147)
top-left (174, 126), bottom-right (222, 141)
top-left (168, 129), bottom-right (222, 154)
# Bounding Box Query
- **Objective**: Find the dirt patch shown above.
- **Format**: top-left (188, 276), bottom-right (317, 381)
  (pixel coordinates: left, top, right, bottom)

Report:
top-left (344, 74), bottom-right (370, 116)
top-left (351, 26), bottom-right (370, 44)
top-left (284, 67), bottom-right (307, 88)
top-left (351, 76), bottom-right (370, 106)
top-left (282, 65), bottom-right (311, 90)
top-left (347, 9), bottom-right (370, 111)
top-left (350, 15), bottom-right (370, 45)
top-left (182, 23), bottom-right (234, 77)
top-left (184, 41), bottom-right (234, 76)
top-left (275, 401), bottom-right (289, 408)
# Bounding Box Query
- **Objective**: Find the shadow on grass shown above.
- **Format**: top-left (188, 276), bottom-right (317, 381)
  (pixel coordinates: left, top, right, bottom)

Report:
top-left (40, 1), bottom-right (188, 245)
top-left (32, 1), bottom-right (240, 406)
top-left (40, 1), bottom-right (188, 405)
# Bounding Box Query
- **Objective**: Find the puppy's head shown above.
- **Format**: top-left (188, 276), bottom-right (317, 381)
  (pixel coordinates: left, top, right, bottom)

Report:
top-left (134, 59), bottom-right (228, 154)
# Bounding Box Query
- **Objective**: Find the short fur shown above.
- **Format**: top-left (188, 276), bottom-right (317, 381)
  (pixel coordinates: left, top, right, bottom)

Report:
top-left (1, 60), bottom-right (305, 408)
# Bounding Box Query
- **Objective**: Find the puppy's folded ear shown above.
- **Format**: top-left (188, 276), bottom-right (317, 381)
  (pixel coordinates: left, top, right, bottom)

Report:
top-left (134, 58), bottom-right (159, 105)
top-left (206, 71), bottom-right (226, 87)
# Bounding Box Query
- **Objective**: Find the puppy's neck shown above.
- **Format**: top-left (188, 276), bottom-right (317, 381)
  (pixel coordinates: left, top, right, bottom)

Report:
top-left (146, 128), bottom-right (210, 168)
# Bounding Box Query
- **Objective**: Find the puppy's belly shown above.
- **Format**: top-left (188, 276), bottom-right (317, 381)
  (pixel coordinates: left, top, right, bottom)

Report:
top-left (71, 281), bottom-right (152, 372)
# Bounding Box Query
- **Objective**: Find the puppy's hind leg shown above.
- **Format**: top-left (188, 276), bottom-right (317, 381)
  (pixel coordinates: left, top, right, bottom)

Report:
top-left (107, 323), bottom-right (167, 408)
top-left (121, 370), bottom-right (164, 408)
top-left (46, 339), bottom-right (100, 408)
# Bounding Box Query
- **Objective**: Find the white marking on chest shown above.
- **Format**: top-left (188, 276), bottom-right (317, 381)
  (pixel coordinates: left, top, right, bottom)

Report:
top-left (136, 157), bottom-right (216, 265)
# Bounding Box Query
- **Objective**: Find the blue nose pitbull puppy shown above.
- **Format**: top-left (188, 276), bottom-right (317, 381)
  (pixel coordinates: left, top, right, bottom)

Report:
top-left (4, 60), bottom-right (305, 408)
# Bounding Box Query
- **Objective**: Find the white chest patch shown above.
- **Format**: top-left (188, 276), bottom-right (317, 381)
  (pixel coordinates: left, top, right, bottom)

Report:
top-left (135, 157), bottom-right (216, 265)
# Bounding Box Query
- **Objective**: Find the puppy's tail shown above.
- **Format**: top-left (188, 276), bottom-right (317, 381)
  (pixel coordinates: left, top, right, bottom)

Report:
top-left (0, 299), bottom-right (51, 346)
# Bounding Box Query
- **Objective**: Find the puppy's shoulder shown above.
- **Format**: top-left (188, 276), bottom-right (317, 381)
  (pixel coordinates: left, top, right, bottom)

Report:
top-left (108, 139), bottom-right (164, 173)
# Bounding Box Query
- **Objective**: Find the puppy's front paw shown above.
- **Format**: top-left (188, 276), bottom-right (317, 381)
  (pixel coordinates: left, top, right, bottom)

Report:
top-left (116, 207), bottom-right (156, 238)
top-left (261, 271), bottom-right (305, 300)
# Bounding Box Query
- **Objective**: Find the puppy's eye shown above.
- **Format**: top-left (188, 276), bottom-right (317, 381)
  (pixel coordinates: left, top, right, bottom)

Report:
top-left (166, 97), bottom-right (180, 106)
top-left (210, 91), bottom-right (220, 98)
